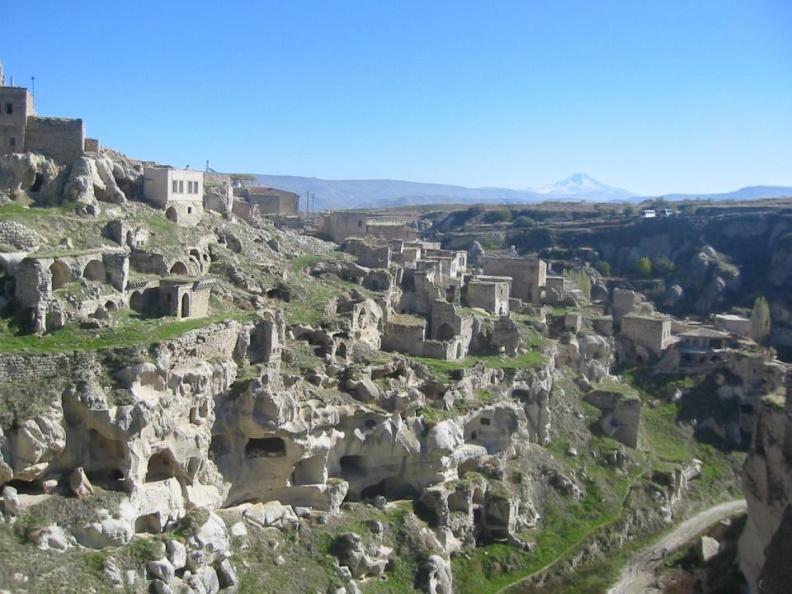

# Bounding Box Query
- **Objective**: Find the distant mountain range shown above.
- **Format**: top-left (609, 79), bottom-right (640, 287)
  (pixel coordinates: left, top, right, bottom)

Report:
top-left (247, 173), bottom-right (792, 211)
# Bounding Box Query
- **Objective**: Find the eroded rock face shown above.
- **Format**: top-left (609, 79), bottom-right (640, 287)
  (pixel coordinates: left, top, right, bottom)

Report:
top-left (0, 153), bottom-right (65, 204)
top-left (739, 393), bottom-right (792, 591)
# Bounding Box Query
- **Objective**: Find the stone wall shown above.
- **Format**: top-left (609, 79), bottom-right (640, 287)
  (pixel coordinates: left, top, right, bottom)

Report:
top-left (343, 238), bottom-right (391, 268)
top-left (612, 288), bottom-right (642, 325)
top-left (160, 320), bottom-right (247, 369)
top-left (467, 280), bottom-right (509, 315)
top-left (0, 220), bottom-right (43, 250)
top-left (319, 212), bottom-right (368, 244)
top-left (382, 321), bottom-right (426, 355)
top-left (14, 258), bottom-right (48, 309)
top-left (25, 117), bottom-right (85, 164)
top-left (0, 352), bottom-right (71, 382)
top-left (0, 87), bottom-right (32, 154)
top-left (159, 280), bottom-right (213, 319)
top-left (15, 251), bottom-right (130, 309)
top-left (84, 138), bottom-right (100, 153)
top-left (621, 314), bottom-right (671, 355)
top-left (248, 192), bottom-right (299, 216)
top-left (482, 257), bottom-right (546, 304)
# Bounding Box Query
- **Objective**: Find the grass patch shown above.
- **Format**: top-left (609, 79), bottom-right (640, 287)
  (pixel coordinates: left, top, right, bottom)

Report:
top-left (413, 351), bottom-right (545, 383)
top-left (0, 309), bottom-right (256, 354)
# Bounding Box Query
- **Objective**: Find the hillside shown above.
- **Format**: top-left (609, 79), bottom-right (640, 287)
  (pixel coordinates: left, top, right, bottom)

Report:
top-left (0, 149), bottom-right (783, 594)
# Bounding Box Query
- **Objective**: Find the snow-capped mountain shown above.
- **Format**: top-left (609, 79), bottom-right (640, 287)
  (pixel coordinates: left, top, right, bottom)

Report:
top-left (529, 173), bottom-right (634, 201)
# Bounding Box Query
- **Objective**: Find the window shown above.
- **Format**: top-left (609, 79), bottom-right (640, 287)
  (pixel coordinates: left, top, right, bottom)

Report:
top-left (187, 181), bottom-right (193, 193)
top-left (5, 103), bottom-right (12, 115)
top-left (187, 207), bottom-right (193, 214)
top-left (178, 181), bottom-right (184, 193)
top-left (172, 180), bottom-right (178, 193)
top-left (9, 138), bottom-right (15, 147)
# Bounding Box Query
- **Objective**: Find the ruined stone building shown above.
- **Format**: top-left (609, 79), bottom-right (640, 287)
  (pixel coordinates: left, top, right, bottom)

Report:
top-left (318, 211), bottom-right (411, 244)
top-left (467, 276), bottom-right (511, 315)
top-left (240, 186), bottom-right (299, 216)
top-left (0, 59), bottom-right (93, 164)
top-left (482, 256), bottom-right (547, 304)
top-left (142, 166), bottom-right (204, 226)
top-left (621, 313), bottom-right (672, 357)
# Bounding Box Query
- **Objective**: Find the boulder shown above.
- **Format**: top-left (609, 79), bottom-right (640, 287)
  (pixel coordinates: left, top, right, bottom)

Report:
top-left (70, 467), bottom-right (94, 499)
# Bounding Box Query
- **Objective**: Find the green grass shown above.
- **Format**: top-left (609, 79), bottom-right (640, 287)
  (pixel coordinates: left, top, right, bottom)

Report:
top-left (413, 351), bottom-right (545, 383)
top-left (453, 471), bottom-right (637, 594)
top-left (0, 203), bottom-right (81, 219)
top-left (0, 309), bottom-right (256, 354)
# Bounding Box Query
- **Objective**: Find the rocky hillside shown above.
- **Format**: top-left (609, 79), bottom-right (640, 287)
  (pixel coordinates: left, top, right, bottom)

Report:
top-left (0, 149), bottom-right (776, 594)
top-left (423, 202), bottom-right (792, 360)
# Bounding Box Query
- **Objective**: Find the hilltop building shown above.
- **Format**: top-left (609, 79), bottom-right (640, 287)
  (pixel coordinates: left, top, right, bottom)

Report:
top-left (0, 59), bottom-right (94, 164)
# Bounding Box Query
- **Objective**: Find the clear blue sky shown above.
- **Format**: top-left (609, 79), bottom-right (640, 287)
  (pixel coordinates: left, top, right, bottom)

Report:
top-left (3, 1), bottom-right (791, 195)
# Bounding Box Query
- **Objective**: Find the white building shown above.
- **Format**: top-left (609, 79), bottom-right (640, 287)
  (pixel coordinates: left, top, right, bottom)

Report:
top-left (143, 166), bottom-right (204, 226)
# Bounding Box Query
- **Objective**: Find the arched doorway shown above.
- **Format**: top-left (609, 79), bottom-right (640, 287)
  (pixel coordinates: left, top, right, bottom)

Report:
top-left (130, 291), bottom-right (144, 313)
top-left (166, 207), bottom-right (178, 223)
top-left (49, 261), bottom-right (72, 290)
top-left (83, 259), bottom-right (105, 282)
top-left (181, 293), bottom-right (190, 318)
top-left (436, 323), bottom-right (455, 341)
top-left (170, 261), bottom-right (188, 276)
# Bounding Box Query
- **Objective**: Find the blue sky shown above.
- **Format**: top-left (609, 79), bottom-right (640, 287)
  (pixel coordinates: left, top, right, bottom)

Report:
top-left (3, 1), bottom-right (791, 195)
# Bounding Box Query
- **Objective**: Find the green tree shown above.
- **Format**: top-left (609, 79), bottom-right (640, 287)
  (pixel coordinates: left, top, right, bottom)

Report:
top-left (635, 257), bottom-right (652, 278)
top-left (751, 296), bottom-right (771, 344)
top-left (654, 256), bottom-right (676, 275)
top-left (594, 260), bottom-right (612, 277)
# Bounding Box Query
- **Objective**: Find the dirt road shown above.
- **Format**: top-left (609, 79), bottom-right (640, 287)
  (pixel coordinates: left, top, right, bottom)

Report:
top-left (608, 499), bottom-right (747, 594)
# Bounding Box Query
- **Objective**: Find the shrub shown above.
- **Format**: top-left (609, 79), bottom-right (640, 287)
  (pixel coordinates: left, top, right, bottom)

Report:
top-left (563, 269), bottom-right (592, 301)
top-left (653, 256), bottom-right (676, 275)
top-left (512, 215), bottom-right (536, 228)
top-left (593, 260), bottom-right (611, 277)
top-left (635, 257), bottom-right (652, 278)
top-left (484, 209), bottom-right (512, 224)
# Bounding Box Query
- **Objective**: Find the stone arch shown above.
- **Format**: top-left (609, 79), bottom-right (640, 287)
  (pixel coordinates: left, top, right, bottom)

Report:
top-left (181, 293), bottom-right (190, 318)
top-left (166, 207), bottom-right (178, 223)
top-left (436, 323), bottom-right (455, 341)
top-left (130, 291), bottom-right (144, 313)
top-left (455, 342), bottom-right (463, 359)
top-left (104, 300), bottom-right (118, 311)
top-left (50, 261), bottom-right (72, 290)
top-left (83, 259), bottom-right (105, 282)
top-left (189, 249), bottom-right (202, 272)
top-left (169, 261), bottom-right (189, 276)
top-left (146, 450), bottom-right (178, 482)
top-left (336, 341), bottom-right (348, 360)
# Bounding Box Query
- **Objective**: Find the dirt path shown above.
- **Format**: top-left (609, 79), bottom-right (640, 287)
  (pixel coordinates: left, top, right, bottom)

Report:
top-left (607, 499), bottom-right (747, 594)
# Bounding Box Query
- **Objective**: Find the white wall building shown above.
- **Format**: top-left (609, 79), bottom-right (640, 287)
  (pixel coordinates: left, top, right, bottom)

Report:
top-left (143, 166), bottom-right (204, 226)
